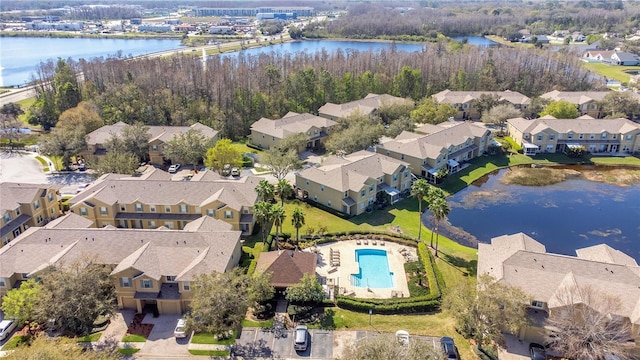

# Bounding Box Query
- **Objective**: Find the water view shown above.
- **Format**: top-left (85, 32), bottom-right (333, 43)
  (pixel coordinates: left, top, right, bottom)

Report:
top-left (452, 36), bottom-right (500, 47)
top-left (430, 167), bottom-right (640, 262)
top-left (0, 37), bottom-right (184, 87)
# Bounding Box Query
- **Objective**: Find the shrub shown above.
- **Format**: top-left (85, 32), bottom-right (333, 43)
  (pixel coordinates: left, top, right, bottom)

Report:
top-left (336, 296), bottom-right (440, 314)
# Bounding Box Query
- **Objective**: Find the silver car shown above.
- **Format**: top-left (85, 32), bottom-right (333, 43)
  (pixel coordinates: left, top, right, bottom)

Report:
top-left (294, 325), bottom-right (308, 351)
top-left (0, 319), bottom-right (17, 341)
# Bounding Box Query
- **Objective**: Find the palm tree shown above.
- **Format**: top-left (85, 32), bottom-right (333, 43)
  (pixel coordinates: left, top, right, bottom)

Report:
top-left (429, 196), bottom-right (450, 258)
top-left (272, 205), bottom-right (286, 250)
top-left (255, 179), bottom-right (275, 203)
top-left (411, 179), bottom-right (431, 242)
top-left (291, 208), bottom-right (305, 244)
top-left (254, 201), bottom-right (273, 244)
top-left (427, 187), bottom-right (447, 248)
top-left (276, 179), bottom-right (294, 206)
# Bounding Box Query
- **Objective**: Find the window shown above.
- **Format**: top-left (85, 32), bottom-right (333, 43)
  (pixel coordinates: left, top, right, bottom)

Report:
top-left (36, 215), bottom-right (43, 224)
top-left (327, 200), bottom-right (331, 206)
top-left (0, 278), bottom-right (5, 287)
top-left (361, 189), bottom-right (366, 197)
top-left (183, 282), bottom-right (190, 291)
top-left (400, 154), bottom-right (404, 160)
top-left (626, 135), bottom-right (633, 140)
top-left (601, 133), bottom-right (607, 139)
top-left (48, 192), bottom-right (54, 202)
top-left (531, 300), bottom-right (544, 308)
top-left (120, 277), bottom-right (132, 287)
top-left (589, 134), bottom-right (595, 140)
top-left (3, 213), bottom-right (11, 224)
top-left (320, 185), bottom-right (324, 191)
top-left (135, 203), bottom-right (143, 212)
top-left (2, 237), bottom-right (10, 246)
top-left (314, 129), bottom-right (318, 134)
top-left (612, 134), bottom-right (617, 139)
top-left (546, 145), bottom-right (553, 151)
top-left (99, 207), bottom-right (108, 215)
top-left (165, 206), bottom-right (171, 213)
top-left (404, 171), bottom-right (409, 178)
top-left (152, 145), bottom-right (158, 151)
top-left (79, 207), bottom-right (88, 216)
top-left (179, 204), bottom-right (188, 213)
top-left (206, 209), bottom-right (215, 217)
top-left (13, 228), bottom-right (21, 238)
top-left (140, 279), bottom-right (153, 289)
top-left (150, 205), bottom-right (156, 212)
top-left (33, 200), bottom-right (40, 210)
top-left (306, 180), bottom-right (309, 185)
top-left (313, 195), bottom-right (317, 201)
top-left (344, 191), bottom-right (348, 197)
top-left (166, 276), bottom-right (177, 282)
top-left (120, 205), bottom-right (126, 211)
top-left (21, 273), bottom-right (29, 279)
top-left (393, 174), bottom-right (398, 181)
top-left (537, 135), bottom-right (543, 141)
top-left (224, 211), bottom-right (233, 219)
top-left (148, 221), bottom-right (156, 228)
top-left (15, 209), bottom-right (20, 216)
top-left (164, 222), bottom-right (174, 229)
top-left (567, 133), bottom-right (573, 139)
top-left (369, 185), bottom-right (374, 193)
top-left (548, 135), bottom-right (555, 141)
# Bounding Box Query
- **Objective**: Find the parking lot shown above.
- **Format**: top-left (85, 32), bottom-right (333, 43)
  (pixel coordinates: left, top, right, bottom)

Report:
top-left (235, 327), bottom-right (333, 359)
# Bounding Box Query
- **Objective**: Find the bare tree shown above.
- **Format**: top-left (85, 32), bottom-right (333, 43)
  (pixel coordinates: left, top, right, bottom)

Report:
top-left (481, 104), bottom-right (522, 133)
top-left (545, 285), bottom-right (634, 360)
top-left (338, 333), bottom-right (442, 360)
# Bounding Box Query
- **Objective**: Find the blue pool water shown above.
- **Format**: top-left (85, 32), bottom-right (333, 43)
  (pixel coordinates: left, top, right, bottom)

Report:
top-left (352, 249), bottom-right (394, 289)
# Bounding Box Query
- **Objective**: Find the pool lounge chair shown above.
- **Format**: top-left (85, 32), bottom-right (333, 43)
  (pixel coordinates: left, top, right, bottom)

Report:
top-left (372, 239), bottom-right (377, 245)
top-left (356, 238), bottom-right (361, 245)
top-left (380, 238), bottom-right (385, 246)
top-left (363, 238), bottom-right (369, 245)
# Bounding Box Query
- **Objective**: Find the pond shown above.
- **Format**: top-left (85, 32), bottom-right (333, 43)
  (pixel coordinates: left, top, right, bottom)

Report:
top-left (424, 167), bottom-right (640, 262)
top-left (452, 36), bottom-right (500, 47)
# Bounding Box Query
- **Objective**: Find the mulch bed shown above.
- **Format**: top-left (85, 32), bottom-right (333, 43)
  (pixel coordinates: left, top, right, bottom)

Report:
top-left (126, 313), bottom-right (154, 338)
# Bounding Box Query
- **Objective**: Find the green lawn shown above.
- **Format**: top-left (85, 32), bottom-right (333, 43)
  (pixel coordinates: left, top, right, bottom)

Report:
top-left (118, 348), bottom-right (141, 355)
top-left (77, 332), bottom-right (102, 342)
top-left (189, 349), bottom-right (230, 356)
top-left (582, 62), bottom-right (638, 84)
top-left (242, 318), bottom-right (274, 328)
top-left (590, 155), bottom-right (640, 165)
top-left (121, 334), bottom-right (147, 342)
top-left (191, 330), bottom-right (237, 345)
top-left (1, 335), bottom-right (30, 350)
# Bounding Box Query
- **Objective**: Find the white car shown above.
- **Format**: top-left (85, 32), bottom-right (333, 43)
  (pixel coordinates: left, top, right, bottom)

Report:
top-left (168, 164), bottom-right (181, 174)
top-left (174, 318), bottom-right (187, 338)
top-left (0, 319), bottom-right (17, 341)
top-left (395, 330), bottom-right (409, 346)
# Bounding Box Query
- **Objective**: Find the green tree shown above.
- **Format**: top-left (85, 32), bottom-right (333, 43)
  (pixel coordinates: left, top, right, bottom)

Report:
top-left (39, 126), bottom-right (86, 170)
top-left (285, 273), bottom-right (324, 304)
top-left (338, 333), bottom-right (442, 360)
top-left (325, 112), bottom-right (385, 155)
top-left (1, 279), bottom-right (41, 327)
top-left (35, 258), bottom-right (116, 336)
top-left (378, 102), bottom-right (415, 125)
top-left (599, 91), bottom-right (640, 119)
top-left (385, 116), bottom-right (416, 138)
top-left (410, 179), bottom-right (431, 243)
top-left (0, 103), bottom-right (25, 147)
top-left (410, 97), bottom-right (456, 124)
top-left (204, 138), bottom-right (242, 174)
top-left (104, 122), bottom-right (150, 162)
top-left (275, 179), bottom-right (293, 206)
top-left (261, 134), bottom-right (305, 181)
top-left (5, 335), bottom-right (120, 360)
top-left (186, 268), bottom-right (271, 336)
top-left (290, 207), bottom-right (306, 244)
top-left (254, 201), bottom-right (274, 244)
top-left (288, 25), bottom-right (303, 39)
top-left (426, 187), bottom-right (447, 248)
top-left (428, 196), bottom-right (450, 257)
top-left (164, 128), bottom-right (212, 171)
top-left (52, 59), bottom-right (81, 115)
top-left (271, 204), bottom-right (285, 250)
top-left (56, 101), bottom-right (103, 136)
top-left (481, 103), bottom-right (522, 133)
top-left (539, 100), bottom-right (579, 119)
top-left (255, 179), bottom-right (275, 203)
top-left (392, 66), bottom-right (423, 100)
top-left (443, 274), bottom-right (530, 348)
top-left (473, 93), bottom-right (502, 116)
top-left (93, 151), bottom-right (140, 176)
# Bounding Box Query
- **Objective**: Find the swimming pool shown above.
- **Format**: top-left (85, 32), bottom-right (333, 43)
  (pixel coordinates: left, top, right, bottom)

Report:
top-left (352, 249), bottom-right (394, 288)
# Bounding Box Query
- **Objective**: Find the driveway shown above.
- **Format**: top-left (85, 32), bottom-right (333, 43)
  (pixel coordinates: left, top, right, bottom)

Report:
top-left (137, 314), bottom-right (191, 357)
top-left (235, 327), bottom-right (334, 359)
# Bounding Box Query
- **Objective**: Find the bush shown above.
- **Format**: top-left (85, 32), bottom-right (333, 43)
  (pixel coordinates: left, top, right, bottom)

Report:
top-left (336, 296), bottom-right (440, 314)
top-left (417, 242), bottom-right (445, 297)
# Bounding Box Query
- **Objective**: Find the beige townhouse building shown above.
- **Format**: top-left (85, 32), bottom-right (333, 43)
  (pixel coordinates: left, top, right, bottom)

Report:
top-left (318, 93), bottom-right (414, 121)
top-left (540, 90), bottom-right (614, 118)
top-left (0, 213), bottom-right (241, 315)
top-left (1, 182), bottom-right (62, 246)
top-left (507, 116), bottom-right (640, 156)
top-left (84, 122), bottom-right (219, 165)
top-left (376, 122), bottom-right (493, 183)
top-left (295, 151), bottom-right (411, 216)
top-left (249, 112), bottom-right (336, 151)
top-left (68, 169), bottom-right (259, 235)
top-left (478, 233), bottom-right (640, 346)
top-left (432, 90), bottom-right (530, 120)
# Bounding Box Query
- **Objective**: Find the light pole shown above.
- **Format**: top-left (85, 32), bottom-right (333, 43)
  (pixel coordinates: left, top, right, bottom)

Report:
top-left (369, 309), bottom-right (372, 325)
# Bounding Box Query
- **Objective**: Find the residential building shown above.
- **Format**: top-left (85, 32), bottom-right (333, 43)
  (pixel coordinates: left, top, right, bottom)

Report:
top-left (376, 122), bottom-right (492, 183)
top-left (84, 122), bottom-right (219, 165)
top-left (67, 169), bottom-right (259, 235)
top-left (0, 213), bottom-right (242, 314)
top-left (295, 151), bottom-right (411, 216)
top-left (249, 112), bottom-right (336, 151)
top-left (583, 50), bottom-right (616, 63)
top-left (611, 52), bottom-right (640, 66)
top-left (1, 183), bottom-right (62, 246)
top-left (431, 90), bottom-right (530, 120)
top-left (255, 250), bottom-right (317, 295)
top-left (539, 90), bottom-right (613, 118)
top-left (477, 233), bottom-right (640, 345)
top-left (318, 94), bottom-right (414, 121)
top-left (506, 116), bottom-right (640, 155)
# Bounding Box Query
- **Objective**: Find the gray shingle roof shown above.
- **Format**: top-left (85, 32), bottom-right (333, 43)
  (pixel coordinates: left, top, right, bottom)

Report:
top-left (432, 90), bottom-right (530, 105)
top-left (507, 117), bottom-right (640, 134)
top-left (0, 216), bottom-right (241, 281)
top-left (86, 122), bottom-right (218, 146)
top-left (250, 112), bottom-right (336, 139)
top-left (0, 182), bottom-right (63, 212)
top-left (255, 250), bottom-right (317, 288)
top-left (318, 94), bottom-right (413, 119)
top-left (539, 90), bottom-right (611, 104)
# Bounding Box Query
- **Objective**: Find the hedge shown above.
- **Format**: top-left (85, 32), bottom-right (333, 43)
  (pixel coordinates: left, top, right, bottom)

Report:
top-left (336, 296), bottom-right (440, 314)
top-left (417, 242), bottom-right (445, 297)
top-left (245, 143), bottom-right (263, 151)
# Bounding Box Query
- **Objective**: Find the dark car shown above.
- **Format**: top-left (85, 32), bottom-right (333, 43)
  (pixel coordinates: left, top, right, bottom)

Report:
top-left (529, 343), bottom-right (547, 360)
top-left (440, 336), bottom-right (459, 360)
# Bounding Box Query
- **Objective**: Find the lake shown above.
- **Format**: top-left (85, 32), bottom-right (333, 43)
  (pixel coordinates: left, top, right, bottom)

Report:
top-left (0, 37), bottom-right (424, 87)
top-left (452, 36), bottom-right (500, 47)
top-left (427, 168), bottom-right (640, 262)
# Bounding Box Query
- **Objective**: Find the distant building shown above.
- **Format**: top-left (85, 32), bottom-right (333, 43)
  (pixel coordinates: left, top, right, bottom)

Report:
top-left (138, 24), bottom-right (172, 32)
top-left (208, 26), bottom-right (234, 35)
top-left (318, 94), bottom-right (413, 121)
top-left (26, 21), bottom-right (84, 31)
top-left (250, 112), bottom-right (336, 151)
top-left (130, 18), bottom-right (142, 25)
top-left (194, 6), bottom-right (313, 17)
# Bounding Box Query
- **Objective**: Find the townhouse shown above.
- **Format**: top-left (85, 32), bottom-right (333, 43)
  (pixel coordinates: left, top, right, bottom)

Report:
top-left (0, 213), bottom-right (242, 315)
top-left (249, 112), bottom-right (337, 151)
top-left (318, 93), bottom-right (414, 121)
top-left (295, 151), bottom-right (412, 216)
top-left (507, 116), bottom-right (640, 155)
top-left (1, 182), bottom-right (62, 246)
top-left (376, 122), bottom-right (493, 183)
top-left (539, 90), bottom-right (612, 118)
top-left (68, 169), bottom-right (259, 235)
top-left (477, 233), bottom-right (640, 345)
top-left (84, 122), bottom-right (219, 165)
top-left (432, 90), bottom-right (530, 120)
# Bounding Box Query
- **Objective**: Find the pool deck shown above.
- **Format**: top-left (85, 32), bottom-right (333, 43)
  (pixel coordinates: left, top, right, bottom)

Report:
top-left (310, 238), bottom-right (414, 299)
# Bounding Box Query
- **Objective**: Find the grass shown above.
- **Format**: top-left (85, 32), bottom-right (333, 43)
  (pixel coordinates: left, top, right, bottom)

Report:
top-left (189, 349), bottom-right (230, 356)
top-left (191, 330), bottom-right (237, 345)
top-left (582, 62), bottom-right (638, 84)
top-left (118, 348), bottom-right (141, 355)
top-left (1, 335), bottom-right (30, 350)
top-left (35, 156), bottom-right (47, 166)
top-left (241, 318), bottom-right (274, 328)
top-left (590, 155), bottom-right (640, 166)
top-left (77, 332), bottom-right (102, 342)
top-left (233, 141), bottom-right (260, 155)
top-left (121, 334), bottom-right (147, 342)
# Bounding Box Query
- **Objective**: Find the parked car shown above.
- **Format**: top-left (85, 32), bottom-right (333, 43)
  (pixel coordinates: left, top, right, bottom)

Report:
top-left (168, 164), bottom-right (181, 174)
top-left (529, 343), bottom-right (547, 360)
top-left (231, 167), bottom-right (240, 177)
top-left (222, 163), bottom-right (231, 176)
top-left (174, 318), bottom-right (187, 338)
top-left (0, 319), bottom-right (17, 341)
top-left (395, 330), bottom-right (410, 346)
top-left (440, 337), bottom-right (460, 360)
top-left (293, 325), bottom-right (308, 351)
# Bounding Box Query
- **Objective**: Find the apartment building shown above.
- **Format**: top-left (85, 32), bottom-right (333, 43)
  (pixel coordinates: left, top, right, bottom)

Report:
top-left (250, 112), bottom-right (336, 151)
top-left (432, 90), bottom-right (530, 120)
top-left (1, 182), bottom-right (62, 246)
top-left (539, 90), bottom-right (612, 118)
top-left (318, 94), bottom-right (414, 121)
top-left (68, 169), bottom-right (259, 235)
